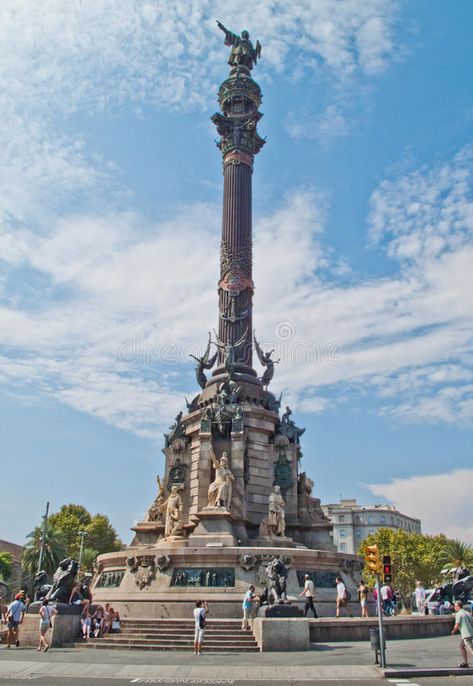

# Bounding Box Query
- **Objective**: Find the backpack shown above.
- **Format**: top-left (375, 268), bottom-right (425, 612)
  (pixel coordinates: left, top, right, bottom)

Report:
top-left (345, 590), bottom-right (352, 601)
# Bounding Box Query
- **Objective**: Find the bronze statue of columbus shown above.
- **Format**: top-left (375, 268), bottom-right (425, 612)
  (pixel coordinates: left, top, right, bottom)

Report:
top-left (217, 21), bottom-right (261, 71)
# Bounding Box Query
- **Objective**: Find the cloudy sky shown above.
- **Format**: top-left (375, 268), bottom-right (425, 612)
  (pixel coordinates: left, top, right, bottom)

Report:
top-left (1, 1), bottom-right (473, 546)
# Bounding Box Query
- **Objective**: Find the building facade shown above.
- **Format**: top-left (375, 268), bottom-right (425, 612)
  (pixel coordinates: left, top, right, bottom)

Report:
top-left (322, 499), bottom-right (422, 555)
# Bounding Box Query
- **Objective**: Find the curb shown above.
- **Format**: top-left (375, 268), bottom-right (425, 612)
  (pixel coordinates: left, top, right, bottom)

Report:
top-left (382, 667), bottom-right (473, 678)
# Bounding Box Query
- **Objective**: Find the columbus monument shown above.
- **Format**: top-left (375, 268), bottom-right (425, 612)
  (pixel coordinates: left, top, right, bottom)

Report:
top-left (92, 24), bottom-right (361, 617)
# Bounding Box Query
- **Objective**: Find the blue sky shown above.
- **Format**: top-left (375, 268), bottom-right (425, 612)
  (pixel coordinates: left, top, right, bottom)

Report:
top-left (1, 0), bottom-right (473, 546)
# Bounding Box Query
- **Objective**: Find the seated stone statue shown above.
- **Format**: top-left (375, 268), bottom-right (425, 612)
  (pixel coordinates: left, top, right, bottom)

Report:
top-left (46, 558), bottom-right (79, 603)
top-left (163, 485), bottom-right (185, 538)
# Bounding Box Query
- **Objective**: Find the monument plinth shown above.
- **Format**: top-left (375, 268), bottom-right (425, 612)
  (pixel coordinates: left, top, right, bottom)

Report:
top-left (92, 23), bottom-right (362, 619)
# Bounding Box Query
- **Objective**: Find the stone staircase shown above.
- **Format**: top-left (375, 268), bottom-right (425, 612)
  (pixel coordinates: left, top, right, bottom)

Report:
top-left (76, 618), bottom-right (259, 652)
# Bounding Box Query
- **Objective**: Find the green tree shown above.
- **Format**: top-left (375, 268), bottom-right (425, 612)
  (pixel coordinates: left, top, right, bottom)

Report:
top-left (80, 547), bottom-right (100, 574)
top-left (84, 514), bottom-right (121, 555)
top-left (359, 528), bottom-right (448, 602)
top-left (48, 504), bottom-right (92, 559)
top-left (0, 552), bottom-right (13, 580)
top-left (41, 504), bottom-right (122, 560)
top-left (22, 523), bottom-right (68, 579)
top-left (440, 539), bottom-right (473, 570)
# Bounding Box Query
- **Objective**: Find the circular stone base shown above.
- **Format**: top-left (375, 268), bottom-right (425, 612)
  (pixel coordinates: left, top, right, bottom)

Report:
top-left (92, 545), bottom-right (361, 619)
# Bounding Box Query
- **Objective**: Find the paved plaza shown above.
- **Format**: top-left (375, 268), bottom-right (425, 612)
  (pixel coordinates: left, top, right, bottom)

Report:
top-left (1, 636), bottom-right (472, 684)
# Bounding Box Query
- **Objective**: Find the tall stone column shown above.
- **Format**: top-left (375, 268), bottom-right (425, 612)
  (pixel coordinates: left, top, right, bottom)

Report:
top-left (211, 52), bottom-right (265, 385)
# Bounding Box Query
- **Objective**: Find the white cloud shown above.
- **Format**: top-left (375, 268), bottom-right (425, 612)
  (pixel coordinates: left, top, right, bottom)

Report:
top-left (366, 469), bottom-right (473, 544)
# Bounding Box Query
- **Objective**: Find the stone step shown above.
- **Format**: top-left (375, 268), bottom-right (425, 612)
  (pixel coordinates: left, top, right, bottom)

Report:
top-left (98, 632), bottom-right (255, 644)
top-left (110, 628), bottom-right (251, 638)
top-left (87, 636), bottom-right (257, 645)
top-left (76, 642), bottom-right (259, 652)
top-left (121, 621), bottom-right (241, 627)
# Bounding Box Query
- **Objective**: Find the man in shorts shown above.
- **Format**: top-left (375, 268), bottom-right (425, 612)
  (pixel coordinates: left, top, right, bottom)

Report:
top-left (451, 600), bottom-right (473, 668)
top-left (335, 576), bottom-right (353, 618)
top-left (6, 594), bottom-right (25, 648)
top-left (193, 600), bottom-right (206, 655)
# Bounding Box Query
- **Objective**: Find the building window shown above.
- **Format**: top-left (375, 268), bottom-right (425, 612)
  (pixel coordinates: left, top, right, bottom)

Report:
top-left (355, 515), bottom-right (361, 523)
top-left (355, 530), bottom-right (362, 538)
top-left (338, 515), bottom-right (345, 522)
top-left (380, 516), bottom-right (385, 524)
top-left (339, 543), bottom-right (347, 551)
top-left (391, 516), bottom-right (395, 524)
top-left (368, 515), bottom-right (374, 525)
top-left (369, 529), bottom-right (376, 535)
top-left (339, 529), bottom-right (347, 538)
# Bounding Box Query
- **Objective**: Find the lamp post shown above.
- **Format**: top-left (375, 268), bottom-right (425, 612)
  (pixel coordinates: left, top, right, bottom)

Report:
top-left (78, 531), bottom-right (86, 570)
top-left (37, 502), bottom-right (50, 574)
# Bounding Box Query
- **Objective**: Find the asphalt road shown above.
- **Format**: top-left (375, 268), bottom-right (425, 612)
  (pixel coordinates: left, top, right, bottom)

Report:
top-left (1, 677), bottom-right (473, 686)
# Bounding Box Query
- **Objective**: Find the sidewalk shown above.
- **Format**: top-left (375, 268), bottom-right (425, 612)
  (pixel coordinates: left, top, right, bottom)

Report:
top-left (0, 636), bottom-right (470, 680)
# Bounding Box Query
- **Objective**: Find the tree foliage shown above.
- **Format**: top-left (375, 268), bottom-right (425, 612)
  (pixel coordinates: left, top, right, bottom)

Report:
top-left (40, 504), bottom-right (122, 561)
top-left (80, 547), bottom-right (100, 573)
top-left (439, 539), bottom-right (473, 570)
top-left (22, 523), bottom-right (68, 579)
top-left (359, 528), bottom-right (449, 600)
top-left (0, 552), bottom-right (13, 581)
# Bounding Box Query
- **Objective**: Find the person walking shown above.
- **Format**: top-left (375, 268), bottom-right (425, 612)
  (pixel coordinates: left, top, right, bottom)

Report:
top-left (451, 600), bottom-right (473, 668)
top-left (358, 580), bottom-right (369, 617)
top-left (380, 583), bottom-right (393, 616)
top-left (415, 580), bottom-right (426, 615)
top-left (335, 576), bottom-right (353, 618)
top-left (193, 600), bottom-right (206, 655)
top-left (242, 585), bottom-right (259, 630)
top-left (6, 594), bottom-right (25, 648)
top-left (299, 574), bottom-right (318, 618)
top-left (37, 599), bottom-right (57, 652)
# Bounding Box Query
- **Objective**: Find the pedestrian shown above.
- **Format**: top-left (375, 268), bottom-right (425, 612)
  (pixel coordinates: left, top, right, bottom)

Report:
top-left (6, 593), bottom-right (26, 648)
top-left (380, 583), bottom-right (393, 616)
top-left (451, 600), bottom-right (473, 668)
top-left (242, 585), bottom-right (259, 630)
top-left (299, 574), bottom-right (318, 618)
top-left (335, 576), bottom-right (353, 618)
top-left (81, 610), bottom-right (92, 640)
top-left (37, 599), bottom-right (57, 652)
top-left (415, 580), bottom-right (426, 615)
top-left (193, 600), bottom-right (206, 655)
top-left (358, 580), bottom-right (369, 618)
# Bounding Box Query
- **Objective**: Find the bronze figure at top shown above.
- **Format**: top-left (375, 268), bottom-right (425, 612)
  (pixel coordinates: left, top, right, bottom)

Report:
top-left (217, 21), bottom-right (261, 72)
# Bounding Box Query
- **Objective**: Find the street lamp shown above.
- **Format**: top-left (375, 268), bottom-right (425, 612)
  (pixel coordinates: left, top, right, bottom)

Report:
top-left (78, 531), bottom-right (86, 570)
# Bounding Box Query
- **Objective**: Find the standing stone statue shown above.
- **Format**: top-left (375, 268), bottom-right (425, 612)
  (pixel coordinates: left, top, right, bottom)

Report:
top-left (217, 21), bottom-right (261, 71)
top-left (163, 485), bottom-right (184, 538)
top-left (208, 444), bottom-right (235, 510)
top-left (267, 485), bottom-right (286, 537)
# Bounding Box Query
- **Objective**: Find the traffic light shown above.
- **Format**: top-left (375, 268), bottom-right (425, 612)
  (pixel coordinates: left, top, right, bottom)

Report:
top-left (364, 544), bottom-right (382, 574)
top-left (383, 555), bottom-right (392, 583)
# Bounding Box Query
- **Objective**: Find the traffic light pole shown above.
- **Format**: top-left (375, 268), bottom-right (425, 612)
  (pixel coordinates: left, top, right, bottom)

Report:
top-left (376, 573), bottom-right (386, 668)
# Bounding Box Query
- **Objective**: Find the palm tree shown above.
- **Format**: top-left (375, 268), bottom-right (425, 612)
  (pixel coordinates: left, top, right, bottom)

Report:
top-left (22, 523), bottom-right (68, 579)
top-left (440, 539), bottom-right (473, 571)
top-left (80, 547), bottom-right (99, 574)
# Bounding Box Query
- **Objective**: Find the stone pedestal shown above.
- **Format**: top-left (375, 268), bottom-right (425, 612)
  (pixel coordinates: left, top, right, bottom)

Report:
top-left (252, 617), bottom-right (310, 652)
top-left (257, 604), bottom-right (303, 618)
top-left (188, 508), bottom-right (237, 547)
